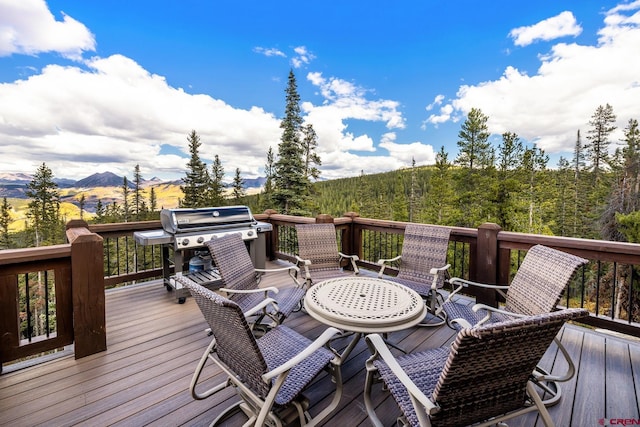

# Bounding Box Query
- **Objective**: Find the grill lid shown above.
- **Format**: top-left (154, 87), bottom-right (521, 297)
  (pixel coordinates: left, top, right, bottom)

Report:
top-left (160, 205), bottom-right (255, 234)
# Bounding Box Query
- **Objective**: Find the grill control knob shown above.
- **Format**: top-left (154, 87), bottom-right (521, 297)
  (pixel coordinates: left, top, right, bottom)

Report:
top-left (181, 238), bottom-right (189, 246)
top-left (247, 230), bottom-right (254, 237)
top-left (197, 236), bottom-right (205, 244)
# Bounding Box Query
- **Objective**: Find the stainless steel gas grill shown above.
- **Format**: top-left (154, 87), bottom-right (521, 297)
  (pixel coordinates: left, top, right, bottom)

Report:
top-left (134, 205), bottom-right (273, 303)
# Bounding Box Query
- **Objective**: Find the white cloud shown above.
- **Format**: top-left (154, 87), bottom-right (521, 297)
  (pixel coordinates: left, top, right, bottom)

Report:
top-left (425, 94), bottom-right (444, 111)
top-left (0, 0), bottom-right (95, 60)
top-left (509, 11), bottom-right (582, 47)
top-left (0, 54), bottom-right (282, 180)
top-left (379, 132), bottom-right (436, 165)
top-left (429, 2), bottom-right (640, 155)
top-left (296, 72), bottom-right (433, 178)
top-left (291, 45), bottom-right (315, 68)
top-left (253, 46), bottom-right (286, 57)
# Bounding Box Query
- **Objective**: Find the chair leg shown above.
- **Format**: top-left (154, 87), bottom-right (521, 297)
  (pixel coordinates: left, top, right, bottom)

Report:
top-left (363, 360), bottom-right (385, 427)
top-left (527, 381), bottom-right (557, 427)
top-left (191, 337), bottom-right (231, 400)
top-left (418, 292), bottom-right (446, 327)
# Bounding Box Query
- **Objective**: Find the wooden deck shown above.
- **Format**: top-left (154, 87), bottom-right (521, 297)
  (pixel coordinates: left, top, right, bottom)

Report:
top-left (1, 263), bottom-right (640, 427)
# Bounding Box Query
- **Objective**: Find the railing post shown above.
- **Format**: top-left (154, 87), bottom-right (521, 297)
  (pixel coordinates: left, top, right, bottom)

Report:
top-left (342, 212), bottom-right (361, 260)
top-left (263, 210), bottom-right (278, 260)
top-left (66, 220), bottom-right (107, 358)
top-left (475, 222), bottom-right (501, 307)
top-left (315, 214), bottom-right (334, 224)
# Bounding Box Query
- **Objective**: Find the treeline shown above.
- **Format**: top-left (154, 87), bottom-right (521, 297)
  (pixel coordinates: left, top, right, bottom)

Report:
top-left (244, 104), bottom-right (640, 246)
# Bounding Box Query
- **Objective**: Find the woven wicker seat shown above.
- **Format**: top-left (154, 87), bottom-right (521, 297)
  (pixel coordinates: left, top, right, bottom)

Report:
top-left (377, 224), bottom-right (451, 325)
top-left (205, 232), bottom-right (305, 326)
top-left (439, 244), bottom-right (588, 405)
top-left (295, 223), bottom-right (359, 286)
top-left (184, 281), bottom-right (343, 427)
top-left (364, 308), bottom-right (589, 427)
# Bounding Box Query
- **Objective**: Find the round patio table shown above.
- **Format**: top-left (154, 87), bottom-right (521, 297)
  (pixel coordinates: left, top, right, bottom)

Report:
top-left (304, 276), bottom-right (426, 360)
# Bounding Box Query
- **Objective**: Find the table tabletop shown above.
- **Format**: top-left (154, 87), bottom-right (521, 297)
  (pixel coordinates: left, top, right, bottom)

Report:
top-left (304, 276), bottom-right (427, 333)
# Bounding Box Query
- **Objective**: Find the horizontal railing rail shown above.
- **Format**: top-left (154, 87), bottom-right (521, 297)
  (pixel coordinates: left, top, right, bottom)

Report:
top-left (4, 210), bottom-right (640, 372)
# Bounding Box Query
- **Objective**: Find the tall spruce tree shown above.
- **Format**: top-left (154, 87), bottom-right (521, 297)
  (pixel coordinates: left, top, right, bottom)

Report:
top-left (121, 176), bottom-right (131, 222)
top-left (148, 187), bottom-right (158, 219)
top-left (555, 156), bottom-right (573, 236)
top-left (1, 197), bottom-right (12, 249)
top-left (495, 132), bottom-right (524, 229)
top-left (586, 104), bottom-right (617, 183)
top-left (180, 130), bottom-right (210, 208)
top-left (232, 168), bottom-right (245, 200)
top-left (456, 108), bottom-right (491, 170)
top-left (79, 194), bottom-right (86, 220)
top-left (133, 164), bottom-right (144, 220)
top-left (301, 123), bottom-right (321, 181)
top-left (273, 70), bottom-right (308, 214)
top-left (260, 147), bottom-right (276, 211)
top-left (26, 162), bottom-right (62, 246)
top-left (208, 154), bottom-right (225, 206)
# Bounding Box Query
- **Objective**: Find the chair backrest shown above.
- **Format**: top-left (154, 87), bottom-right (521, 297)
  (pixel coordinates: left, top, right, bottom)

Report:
top-left (397, 224), bottom-right (451, 283)
top-left (431, 308), bottom-right (588, 426)
top-left (205, 233), bottom-right (257, 292)
top-left (183, 280), bottom-right (271, 399)
top-left (296, 223), bottom-right (341, 270)
top-left (504, 245), bottom-right (587, 316)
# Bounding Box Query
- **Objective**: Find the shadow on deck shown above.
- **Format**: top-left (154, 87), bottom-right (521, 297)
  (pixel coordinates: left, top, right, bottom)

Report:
top-left (1, 262), bottom-right (639, 426)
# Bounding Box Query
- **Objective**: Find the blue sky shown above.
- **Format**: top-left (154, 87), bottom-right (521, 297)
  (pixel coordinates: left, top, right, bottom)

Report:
top-left (0, 0), bottom-right (639, 183)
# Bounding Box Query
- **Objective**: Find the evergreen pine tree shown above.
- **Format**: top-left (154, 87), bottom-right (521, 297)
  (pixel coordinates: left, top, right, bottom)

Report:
top-left (133, 164), bottom-right (143, 220)
top-left (79, 194), bottom-right (86, 220)
top-left (25, 162), bottom-right (62, 246)
top-left (148, 187), bottom-right (158, 219)
top-left (273, 70), bottom-right (308, 215)
top-left (121, 176), bottom-right (131, 222)
top-left (260, 146), bottom-right (276, 211)
top-left (232, 167), bottom-right (245, 200)
top-left (209, 154), bottom-right (225, 206)
top-left (95, 199), bottom-right (105, 223)
top-left (180, 130), bottom-right (210, 208)
top-left (456, 108), bottom-right (491, 170)
top-left (1, 197), bottom-right (12, 249)
top-left (301, 124), bottom-right (321, 181)
top-left (586, 104), bottom-right (617, 184)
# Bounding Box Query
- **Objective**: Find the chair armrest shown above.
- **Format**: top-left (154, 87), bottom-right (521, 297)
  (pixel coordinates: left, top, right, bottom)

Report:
top-left (243, 297), bottom-right (279, 318)
top-left (255, 265), bottom-right (301, 286)
top-left (294, 255), bottom-right (311, 266)
top-left (449, 277), bottom-right (509, 290)
top-left (365, 334), bottom-right (439, 415)
top-left (376, 255), bottom-right (402, 277)
top-left (262, 327), bottom-right (342, 380)
top-left (429, 264), bottom-right (451, 289)
top-left (471, 303), bottom-right (522, 326)
top-left (220, 286), bottom-right (280, 295)
top-left (444, 277), bottom-right (510, 303)
top-left (338, 252), bottom-right (360, 274)
top-left (294, 255), bottom-right (312, 282)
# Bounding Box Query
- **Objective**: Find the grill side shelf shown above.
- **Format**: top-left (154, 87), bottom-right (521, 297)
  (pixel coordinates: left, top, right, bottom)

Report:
top-left (170, 269), bottom-right (222, 292)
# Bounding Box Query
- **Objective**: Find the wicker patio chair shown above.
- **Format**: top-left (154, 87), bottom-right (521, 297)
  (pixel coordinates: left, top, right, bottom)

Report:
top-left (438, 244), bottom-right (588, 405)
top-left (184, 281), bottom-right (344, 427)
top-left (204, 232), bottom-right (306, 327)
top-left (295, 223), bottom-right (359, 286)
top-left (364, 308), bottom-right (589, 427)
top-left (377, 224), bottom-right (451, 325)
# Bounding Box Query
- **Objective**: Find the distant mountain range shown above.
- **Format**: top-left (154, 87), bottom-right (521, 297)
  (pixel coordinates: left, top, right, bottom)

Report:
top-left (0, 171), bottom-right (266, 200)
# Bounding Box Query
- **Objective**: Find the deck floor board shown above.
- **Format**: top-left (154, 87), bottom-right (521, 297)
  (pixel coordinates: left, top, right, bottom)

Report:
top-left (1, 262), bottom-right (639, 426)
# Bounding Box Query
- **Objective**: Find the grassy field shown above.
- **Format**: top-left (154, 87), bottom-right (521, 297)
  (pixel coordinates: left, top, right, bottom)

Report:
top-left (7, 183), bottom-right (183, 232)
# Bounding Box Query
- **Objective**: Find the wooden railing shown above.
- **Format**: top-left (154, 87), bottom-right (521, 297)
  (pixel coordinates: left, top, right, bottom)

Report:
top-left (0, 220), bottom-right (106, 372)
top-left (3, 211), bottom-right (640, 370)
